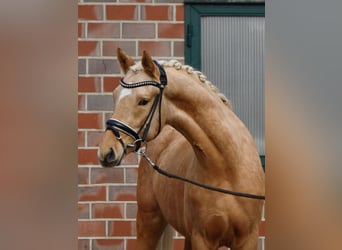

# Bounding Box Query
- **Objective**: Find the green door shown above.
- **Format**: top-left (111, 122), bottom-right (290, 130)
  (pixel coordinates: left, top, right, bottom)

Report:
top-left (185, 3), bottom-right (265, 169)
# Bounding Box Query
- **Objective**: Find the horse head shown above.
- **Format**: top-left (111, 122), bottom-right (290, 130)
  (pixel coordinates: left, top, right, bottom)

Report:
top-left (98, 48), bottom-right (167, 167)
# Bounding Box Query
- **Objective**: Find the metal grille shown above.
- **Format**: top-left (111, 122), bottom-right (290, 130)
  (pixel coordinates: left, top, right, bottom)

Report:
top-left (201, 16), bottom-right (265, 154)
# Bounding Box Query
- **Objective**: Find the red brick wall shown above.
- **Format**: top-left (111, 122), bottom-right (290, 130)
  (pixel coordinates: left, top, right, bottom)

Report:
top-left (78, 1), bottom-right (184, 249)
top-left (78, 1), bottom-right (265, 249)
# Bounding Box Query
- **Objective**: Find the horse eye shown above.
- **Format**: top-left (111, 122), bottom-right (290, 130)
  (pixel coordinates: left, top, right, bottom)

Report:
top-left (138, 99), bottom-right (149, 106)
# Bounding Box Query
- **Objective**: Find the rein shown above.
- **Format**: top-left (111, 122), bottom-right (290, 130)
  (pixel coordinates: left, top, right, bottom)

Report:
top-left (140, 150), bottom-right (266, 200)
top-left (106, 60), bottom-right (265, 200)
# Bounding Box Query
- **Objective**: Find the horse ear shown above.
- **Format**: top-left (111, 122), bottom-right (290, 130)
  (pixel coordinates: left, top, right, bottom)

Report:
top-left (117, 48), bottom-right (135, 73)
top-left (141, 50), bottom-right (157, 78)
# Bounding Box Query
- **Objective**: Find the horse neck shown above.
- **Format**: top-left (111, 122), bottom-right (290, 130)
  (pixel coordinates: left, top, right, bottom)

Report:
top-left (163, 69), bottom-right (241, 167)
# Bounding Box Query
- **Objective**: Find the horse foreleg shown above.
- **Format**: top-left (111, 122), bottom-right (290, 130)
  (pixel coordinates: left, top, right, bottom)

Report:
top-left (136, 208), bottom-right (167, 250)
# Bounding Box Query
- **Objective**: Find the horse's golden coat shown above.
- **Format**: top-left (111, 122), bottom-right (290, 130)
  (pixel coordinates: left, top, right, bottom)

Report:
top-left (98, 48), bottom-right (265, 250)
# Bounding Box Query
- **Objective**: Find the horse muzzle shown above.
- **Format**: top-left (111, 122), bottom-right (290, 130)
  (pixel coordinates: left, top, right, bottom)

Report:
top-left (98, 146), bottom-right (122, 167)
top-left (98, 119), bottom-right (142, 167)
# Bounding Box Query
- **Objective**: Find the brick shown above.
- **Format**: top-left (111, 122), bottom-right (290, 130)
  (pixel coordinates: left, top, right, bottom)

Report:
top-left (122, 23), bottom-right (155, 39)
top-left (158, 23), bottom-right (184, 38)
top-left (78, 167), bottom-right (89, 184)
top-left (106, 5), bottom-right (138, 20)
top-left (139, 41), bottom-right (171, 57)
top-left (78, 113), bottom-right (102, 129)
top-left (78, 220), bottom-right (106, 236)
top-left (126, 239), bottom-right (137, 250)
top-left (103, 77), bottom-right (120, 92)
top-left (173, 239), bottom-right (185, 250)
top-left (259, 220), bottom-right (265, 236)
top-left (125, 167), bottom-right (138, 183)
top-left (109, 186), bottom-right (137, 201)
top-left (103, 41), bottom-right (136, 57)
top-left (88, 23), bottom-right (120, 38)
top-left (78, 148), bottom-right (100, 165)
top-left (176, 58), bottom-right (185, 65)
top-left (78, 239), bottom-right (90, 250)
top-left (126, 203), bottom-right (137, 219)
top-left (93, 239), bottom-right (124, 250)
top-left (78, 77), bottom-right (101, 93)
top-left (108, 220), bottom-right (136, 236)
top-left (176, 5), bottom-right (184, 21)
top-left (174, 41), bottom-right (184, 57)
top-left (87, 131), bottom-right (104, 147)
top-left (78, 5), bottom-right (103, 20)
top-left (79, 186), bottom-right (106, 201)
top-left (78, 41), bottom-right (100, 56)
top-left (91, 167), bottom-right (124, 184)
top-left (92, 203), bottom-right (124, 218)
top-left (141, 5), bottom-right (172, 21)
top-left (88, 59), bottom-right (120, 74)
top-left (79, 59), bottom-right (86, 74)
top-left (78, 203), bottom-right (90, 219)
top-left (78, 95), bottom-right (86, 111)
top-left (87, 94), bottom-right (113, 111)
top-left (78, 131), bottom-right (85, 147)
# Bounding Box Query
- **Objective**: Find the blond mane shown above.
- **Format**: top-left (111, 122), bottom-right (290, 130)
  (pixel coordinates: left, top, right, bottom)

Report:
top-left (129, 60), bottom-right (232, 109)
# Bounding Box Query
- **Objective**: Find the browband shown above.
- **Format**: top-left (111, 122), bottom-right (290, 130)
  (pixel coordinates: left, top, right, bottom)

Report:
top-left (119, 60), bottom-right (167, 89)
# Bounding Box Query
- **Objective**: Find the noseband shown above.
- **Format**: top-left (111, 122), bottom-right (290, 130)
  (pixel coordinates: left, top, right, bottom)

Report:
top-left (106, 60), bottom-right (167, 158)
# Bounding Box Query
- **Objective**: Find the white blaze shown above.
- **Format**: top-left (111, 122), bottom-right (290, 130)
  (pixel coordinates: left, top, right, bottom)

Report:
top-left (118, 88), bottom-right (132, 102)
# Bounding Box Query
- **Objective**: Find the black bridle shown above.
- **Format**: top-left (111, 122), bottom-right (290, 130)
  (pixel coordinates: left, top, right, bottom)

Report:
top-left (105, 60), bottom-right (265, 200)
top-left (106, 60), bottom-right (167, 157)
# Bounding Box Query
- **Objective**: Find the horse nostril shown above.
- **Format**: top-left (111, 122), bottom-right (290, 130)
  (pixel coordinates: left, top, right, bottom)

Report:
top-left (105, 148), bottom-right (115, 163)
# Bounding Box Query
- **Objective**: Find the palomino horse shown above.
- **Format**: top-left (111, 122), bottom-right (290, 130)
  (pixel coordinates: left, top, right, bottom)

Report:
top-left (98, 48), bottom-right (265, 250)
